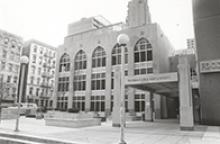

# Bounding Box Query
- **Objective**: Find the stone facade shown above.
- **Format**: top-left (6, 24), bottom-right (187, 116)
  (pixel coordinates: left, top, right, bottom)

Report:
top-left (54, 0), bottom-right (173, 118)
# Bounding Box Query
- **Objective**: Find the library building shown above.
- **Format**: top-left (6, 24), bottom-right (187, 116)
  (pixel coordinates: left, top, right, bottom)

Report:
top-left (54, 0), bottom-right (199, 130)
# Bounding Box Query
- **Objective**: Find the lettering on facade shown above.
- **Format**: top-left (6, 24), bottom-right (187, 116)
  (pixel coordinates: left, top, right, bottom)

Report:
top-left (200, 59), bottom-right (220, 73)
top-left (125, 72), bottom-right (178, 85)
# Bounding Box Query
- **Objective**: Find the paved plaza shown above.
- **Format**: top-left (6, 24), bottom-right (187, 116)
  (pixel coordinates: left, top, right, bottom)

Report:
top-left (0, 117), bottom-right (220, 144)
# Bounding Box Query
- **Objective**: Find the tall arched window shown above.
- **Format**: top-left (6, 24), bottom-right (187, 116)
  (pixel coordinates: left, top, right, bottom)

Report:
top-left (59, 54), bottom-right (70, 72)
top-left (92, 46), bottom-right (106, 68)
top-left (134, 38), bottom-right (153, 63)
top-left (74, 50), bottom-right (87, 70)
top-left (112, 44), bottom-right (128, 65)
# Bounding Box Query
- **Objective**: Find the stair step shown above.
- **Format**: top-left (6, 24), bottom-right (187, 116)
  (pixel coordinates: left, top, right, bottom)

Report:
top-left (0, 136), bottom-right (43, 144)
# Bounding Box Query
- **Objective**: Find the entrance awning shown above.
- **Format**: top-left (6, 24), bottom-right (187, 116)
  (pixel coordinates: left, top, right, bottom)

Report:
top-left (125, 72), bottom-right (179, 97)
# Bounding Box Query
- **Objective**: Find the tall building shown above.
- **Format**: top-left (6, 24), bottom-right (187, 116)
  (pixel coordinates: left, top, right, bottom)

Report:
top-left (54, 0), bottom-right (174, 119)
top-left (22, 40), bottom-right (56, 108)
top-left (193, 0), bottom-right (220, 125)
top-left (0, 29), bottom-right (23, 103)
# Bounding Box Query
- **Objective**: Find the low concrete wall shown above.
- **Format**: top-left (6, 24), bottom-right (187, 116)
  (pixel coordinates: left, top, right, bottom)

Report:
top-left (0, 108), bottom-right (18, 120)
top-left (45, 117), bottom-right (101, 128)
top-left (44, 111), bottom-right (101, 128)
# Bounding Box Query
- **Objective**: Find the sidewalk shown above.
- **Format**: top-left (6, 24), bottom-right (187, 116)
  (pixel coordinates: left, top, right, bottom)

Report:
top-left (0, 117), bottom-right (220, 144)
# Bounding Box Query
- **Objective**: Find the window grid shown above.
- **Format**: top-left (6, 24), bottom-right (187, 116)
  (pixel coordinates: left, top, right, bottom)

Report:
top-left (134, 38), bottom-right (153, 63)
top-left (59, 54), bottom-right (70, 72)
top-left (73, 74), bottom-right (86, 91)
top-left (91, 73), bottom-right (106, 90)
top-left (58, 77), bottom-right (69, 92)
top-left (92, 46), bottom-right (106, 68)
top-left (90, 95), bottom-right (105, 112)
top-left (112, 44), bottom-right (128, 65)
top-left (74, 50), bottom-right (87, 70)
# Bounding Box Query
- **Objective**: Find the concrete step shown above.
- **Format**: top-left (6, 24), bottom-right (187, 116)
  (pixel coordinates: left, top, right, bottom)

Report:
top-left (0, 132), bottom-right (78, 144)
top-left (0, 136), bottom-right (43, 144)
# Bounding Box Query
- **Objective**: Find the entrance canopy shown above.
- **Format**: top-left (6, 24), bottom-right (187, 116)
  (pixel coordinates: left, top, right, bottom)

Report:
top-left (125, 72), bottom-right (179, 97)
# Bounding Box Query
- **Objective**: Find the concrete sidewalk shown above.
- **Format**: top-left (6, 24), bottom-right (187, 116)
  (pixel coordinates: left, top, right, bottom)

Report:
top-left (0, 117), bottom-right (220, 144)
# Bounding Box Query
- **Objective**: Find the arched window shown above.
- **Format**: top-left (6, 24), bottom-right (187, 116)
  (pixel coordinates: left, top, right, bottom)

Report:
top-left (92, 46), bottom-right (106, 68)
top-left (59, 54), bottom-right (70, 72)
top-left (134, 38), bottom-right (153, 63)
top-left (74, 50), bottom-right (87, 70)
top-left (112, 44), bottom-right (128, 65)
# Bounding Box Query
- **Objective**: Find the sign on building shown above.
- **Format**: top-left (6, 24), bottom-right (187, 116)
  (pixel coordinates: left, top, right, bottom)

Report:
top-left (125, 72), bottom-right (178, 85)
top-left (200, 59), bottom-right (220, 73)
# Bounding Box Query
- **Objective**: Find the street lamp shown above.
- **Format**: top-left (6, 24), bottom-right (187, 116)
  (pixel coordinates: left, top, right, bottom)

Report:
top-left (15, 55), bottom-right (29, 132)
top-left (117, 34), bottom-right (129, 144)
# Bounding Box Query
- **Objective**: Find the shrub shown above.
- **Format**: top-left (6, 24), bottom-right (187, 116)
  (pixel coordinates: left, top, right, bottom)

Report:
top-left (67, 108), bottom-right (80, 113)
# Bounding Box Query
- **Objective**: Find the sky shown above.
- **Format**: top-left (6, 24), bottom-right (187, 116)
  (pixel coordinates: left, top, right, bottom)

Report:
top-left (0, 0), bottom-right (194, 49)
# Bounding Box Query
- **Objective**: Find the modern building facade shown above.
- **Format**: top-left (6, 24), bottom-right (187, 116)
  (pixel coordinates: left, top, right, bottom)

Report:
top-left (187, 38), bottom-right (196, 50)
top-left (193, 0), bottom-right (220, 125)
top-left (0, 29), bottom-right (23, 102)
top-left (54, 0), bottom-right (175, 119)
top-left (22, 40), bottom-right (56, 109)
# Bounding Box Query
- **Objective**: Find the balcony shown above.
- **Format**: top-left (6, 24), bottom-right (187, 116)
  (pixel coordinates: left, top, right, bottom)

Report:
top-left (40, 82), bottom-right (53, 88)
top-left (41, 72), bottom-right (53, 78)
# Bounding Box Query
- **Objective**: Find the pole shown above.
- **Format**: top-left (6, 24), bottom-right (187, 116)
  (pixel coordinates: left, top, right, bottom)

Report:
top-left (15, 63), bottom-right (26, 132)
top-left (119, 44), bottom-right (126, 144)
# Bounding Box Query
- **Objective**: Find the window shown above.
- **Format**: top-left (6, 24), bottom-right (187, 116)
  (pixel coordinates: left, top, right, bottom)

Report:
top-left (7, 75), bottom-right (11, 83)
top-left (30, 76), bottom-right (34, 84)
top-left (74, 50), bottom-right (87, 70)
top-left (72, 96), bottom-right (85, 111)
top-left (36, 88), bottom-right (40, 96)
top-left (11, 40), bottom-right (17, 48)
top-left (91, 73), bottom-right (105, 90)
top-left (1, 61), bottom-right (6, 70)
top-left (111, 72), bottom-right (114, 89)
top-left (33, 45), bottom-right (37, 53)
top-left (112, 44), bottom-right (128, 65)
top-left (58, 77), bottom-right (69, 92)
top-left (92, 46), bottom-right (106, 68)
top-left (57, 95), bottom-right (68, 110)
top-left (8, 63), bottom-right (13, 72)
top-left (134, 38), bottom-right (153, 63)
top-left (31, 65), bottom-right (36, 74)
top-left (2, 50), bottom-right (7, 58)
top-left (13, 76), bottom-right (18, 83)
top-left (38, 68), bottom-right (41, 75)
top-left (134, 68), bottom-right (153, 75)
top-left (59, 54), bottom-right (70, 72)
top-left (4, 37), bottom-right (9, 45)
top-left (32, 55), bottom-right (36, 63)
top-left (90, 95), bottom-right (105, 112)
top-left (29, 87), bottom-right (33, 95)
top-left (135, 94), bottom-right (145, 112)
top-left (73, 75), bottom-right (86, 91)
top-left (37, 78), bottom-right (40, 85)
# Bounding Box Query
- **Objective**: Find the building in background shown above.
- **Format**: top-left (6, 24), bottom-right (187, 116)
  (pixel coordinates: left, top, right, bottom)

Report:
top-left (0, 29), bottom-right (23, 104)
top-left (193, 0), bottom-right (220, 125)
top-left (22, 40), bottom-right (56, 109)
top-left (54, 0), bottom-right (174, 119)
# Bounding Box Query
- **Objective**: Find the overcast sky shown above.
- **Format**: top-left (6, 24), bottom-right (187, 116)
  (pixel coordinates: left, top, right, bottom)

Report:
top-left (0, 0), bottom-right (194, 49)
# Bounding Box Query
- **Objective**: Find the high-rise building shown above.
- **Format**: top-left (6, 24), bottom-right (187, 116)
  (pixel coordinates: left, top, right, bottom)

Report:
top-left (22, 40), bottom-right (56, 108)
top-left (54, 0), bottom-right (174, 119)
top-left (193, 0), bottom-right (220, 125)
top-left (0, 29), bottom-right (23, 103)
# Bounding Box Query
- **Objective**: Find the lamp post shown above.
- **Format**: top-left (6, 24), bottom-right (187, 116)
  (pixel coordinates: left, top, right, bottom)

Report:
top-left (15, 55), bottom-right (29, 132)
top-left (117, 34), bottom-right (129, 144)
